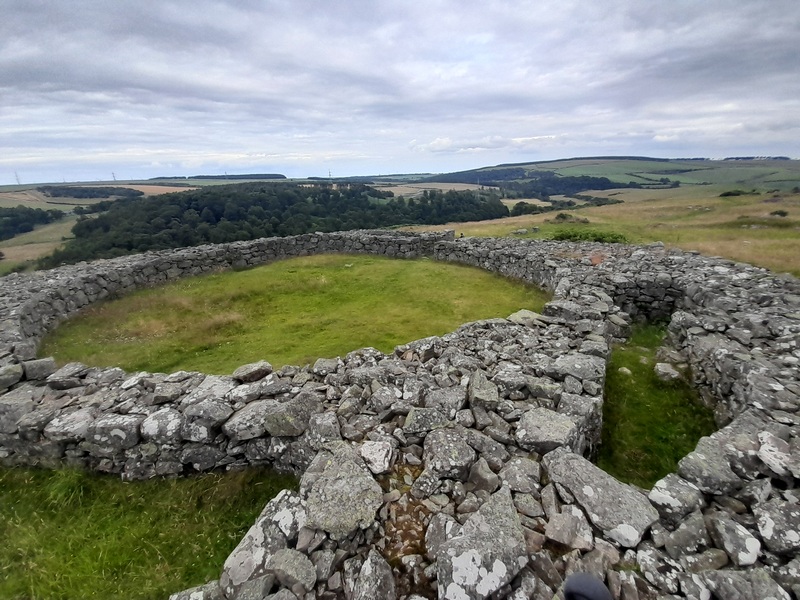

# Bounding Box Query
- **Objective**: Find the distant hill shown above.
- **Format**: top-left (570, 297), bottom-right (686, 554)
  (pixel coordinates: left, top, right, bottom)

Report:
top-left (425, 156), bottom-right (800, 192)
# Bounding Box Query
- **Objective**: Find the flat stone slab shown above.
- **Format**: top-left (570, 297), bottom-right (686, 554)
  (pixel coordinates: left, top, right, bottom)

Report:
top-left (304, 454), bottom-right (383, 539)
top-left (436, 486), bottom-right (528, 599)
top-left (515, 408), bottom-right (579, 454)
top-left (543, 449), bottom-right (658, 547)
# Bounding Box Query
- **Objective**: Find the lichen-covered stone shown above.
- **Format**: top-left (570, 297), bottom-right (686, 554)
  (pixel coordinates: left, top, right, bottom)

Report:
top-left (352, 549), bottom-right (396, 600)
top-left (544, 449), bottom-right (658, 547)
top-left (437, 486), bottom-right (527, 599)
top-left (754, 498), bottom-right (800, 555)
top-left (706, 510), bottom-right (761, 567)
top-left (423, 427), bottom-right (476, 480)
top-left (515, 408), bottom-right (578, 454)
top-left (304, 455), bottom-right (382, 539)
top-left (232, 360), bottom-right (273, 382)
top-left (648, 473), bottom-right (705, 528)
top-left (220, 490), bottom-right (304, 598)
top-left (0, 386), bottom-right (34, 434)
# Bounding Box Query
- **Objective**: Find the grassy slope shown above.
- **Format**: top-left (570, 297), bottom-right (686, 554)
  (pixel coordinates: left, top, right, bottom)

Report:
top-left (0, 467), bottom-right (297, 600)
top-left (40, 254), bottom-right (550, 374)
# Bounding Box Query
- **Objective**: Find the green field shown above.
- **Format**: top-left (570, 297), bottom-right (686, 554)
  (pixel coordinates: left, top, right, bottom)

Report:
top-left (40, 254), bottom-right (550, 374)
top-left (0, 467), bottom-right (297, 600)
top-left (407, 180), bottom-right (800, 276)
top-left (484, 157), bottom-right (800, 189)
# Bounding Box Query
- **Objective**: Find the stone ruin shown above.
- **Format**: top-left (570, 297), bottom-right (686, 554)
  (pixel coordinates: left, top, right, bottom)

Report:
top-left (0, 229), bottom-right (799, 600)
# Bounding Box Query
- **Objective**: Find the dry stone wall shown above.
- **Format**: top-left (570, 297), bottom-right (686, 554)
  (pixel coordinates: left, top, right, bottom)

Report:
top-left (0, 230), bottom-right (798, 600)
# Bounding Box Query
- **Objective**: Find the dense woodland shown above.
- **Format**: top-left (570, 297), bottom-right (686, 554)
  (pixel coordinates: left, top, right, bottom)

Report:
top-left (0, 206), bottom-right (64, 241)
top-left (39, 182), bottom-right (509, 267)
top-left (37, 186), bottom-right (145, 200)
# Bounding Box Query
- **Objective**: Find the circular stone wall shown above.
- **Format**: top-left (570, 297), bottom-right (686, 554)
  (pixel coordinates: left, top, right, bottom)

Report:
top-left (0, 229), bottom-right (798, 599)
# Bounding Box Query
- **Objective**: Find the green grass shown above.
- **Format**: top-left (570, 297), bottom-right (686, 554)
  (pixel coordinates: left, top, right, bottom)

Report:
top-left (0, 467), bottom-right (297, 600)
top-left (40, 254), bottom-right (550, 374)
top-left (598, 325), bottom-right (716, 489)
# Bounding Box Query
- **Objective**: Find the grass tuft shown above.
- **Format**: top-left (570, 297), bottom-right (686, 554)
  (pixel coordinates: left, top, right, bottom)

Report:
top-left (598, 324), bottom-right (716, 489)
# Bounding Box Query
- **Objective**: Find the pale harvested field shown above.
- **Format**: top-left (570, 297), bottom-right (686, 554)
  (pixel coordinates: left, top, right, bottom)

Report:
top-left (0, 218), bottom-right (78, 274)
top-left (380, 182), bottom-right (496, 197)
top-left (80, 184), bottom-right (197, 195)
top-left (0, 190), bottom-right (52, 209)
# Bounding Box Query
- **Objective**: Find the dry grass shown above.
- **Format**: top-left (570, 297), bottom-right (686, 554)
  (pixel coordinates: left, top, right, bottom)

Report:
top-left (404, 185), bottom-right (800, 275)
top-left (79, 184), bottom-right (198, 195)
top-left (0, 189), bottom-right (52, 209)
top-left (0, 217), bottom-right (79, 274)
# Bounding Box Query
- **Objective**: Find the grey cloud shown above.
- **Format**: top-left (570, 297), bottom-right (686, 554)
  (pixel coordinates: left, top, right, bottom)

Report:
top-left (1, 0), bottom-right (798, 184)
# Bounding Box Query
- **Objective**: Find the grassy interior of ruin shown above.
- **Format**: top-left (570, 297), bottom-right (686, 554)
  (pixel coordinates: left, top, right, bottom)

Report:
top-left (39, 254), bottom-right (550, 374)
top-left (598, 324), bottom-right (717, 488)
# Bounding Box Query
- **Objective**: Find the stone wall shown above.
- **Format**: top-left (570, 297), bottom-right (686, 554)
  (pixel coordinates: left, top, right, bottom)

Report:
top-left (0, 230), bottom-right (798, 600)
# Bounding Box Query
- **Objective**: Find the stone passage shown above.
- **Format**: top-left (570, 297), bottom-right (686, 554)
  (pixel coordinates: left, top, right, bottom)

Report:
top-left (0, 230), bottom-right (798, 599)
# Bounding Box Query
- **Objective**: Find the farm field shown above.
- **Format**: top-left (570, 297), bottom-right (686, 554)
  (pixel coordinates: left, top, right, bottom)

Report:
top-left (406, 183), bottom-right (800, 276)
top-left (0, 184), bottom-right (193, 274)
top-left (487, 157), bottom-right (800, 189)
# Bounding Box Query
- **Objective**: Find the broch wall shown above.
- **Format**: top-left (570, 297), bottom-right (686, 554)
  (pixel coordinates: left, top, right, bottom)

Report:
top-left (0, 230), bottom-right (798, 600)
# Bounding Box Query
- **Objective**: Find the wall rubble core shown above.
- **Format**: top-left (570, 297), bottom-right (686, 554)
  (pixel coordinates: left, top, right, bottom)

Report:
top-left (0, 229), bottom-right (798, 600)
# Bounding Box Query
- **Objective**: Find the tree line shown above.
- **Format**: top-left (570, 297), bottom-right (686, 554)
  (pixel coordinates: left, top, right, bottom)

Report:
top-left (39, 183), bottom-right (509, 267)
top-left (37, 186), bottom-right (145, 200)
top-left (0, 206), bottom-right (65, 241)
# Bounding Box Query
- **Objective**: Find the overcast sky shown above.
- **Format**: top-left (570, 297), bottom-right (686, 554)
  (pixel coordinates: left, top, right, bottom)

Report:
top-left (2, 1), bottom-right (799, 184)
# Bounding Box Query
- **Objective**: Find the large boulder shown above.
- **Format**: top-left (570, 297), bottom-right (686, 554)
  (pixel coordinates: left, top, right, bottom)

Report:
top-left (222, 400), bottom-right (271, 443)
top-left (220, 490), bottom-right (305, 598)
top-left (648, 473), bottom-right (706, 528)
top-left (754, 498), bottom-right (800, 555)
top-left (303, 453), bottom-right (382, 539)
top-left (678, 436), bottom-right (744, 495)
top-left (543, 449), bottom-right (658, 547)
top-left (86, 413), bottom-right (145, 452)
top-left (423, 427), bottom-right (476, 480)
top-left (352, 549), bottom-right (396, 600)
top-left (436, 486), bottom-right (528, 599)
top-left (467, 370), bottom-right (499, 411)
top-left (0, 386), bottom-right (34, 434)
top-left (141, 408), bottom-right (184, 444)
top-left (515, 408), bottom-right (579, 454)
top-left (0, 363), bottom-right (24, 389)
top-left (43, 408), bottom-right (94, 443)
top-left (262, 391), bottom-right (323, 437)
